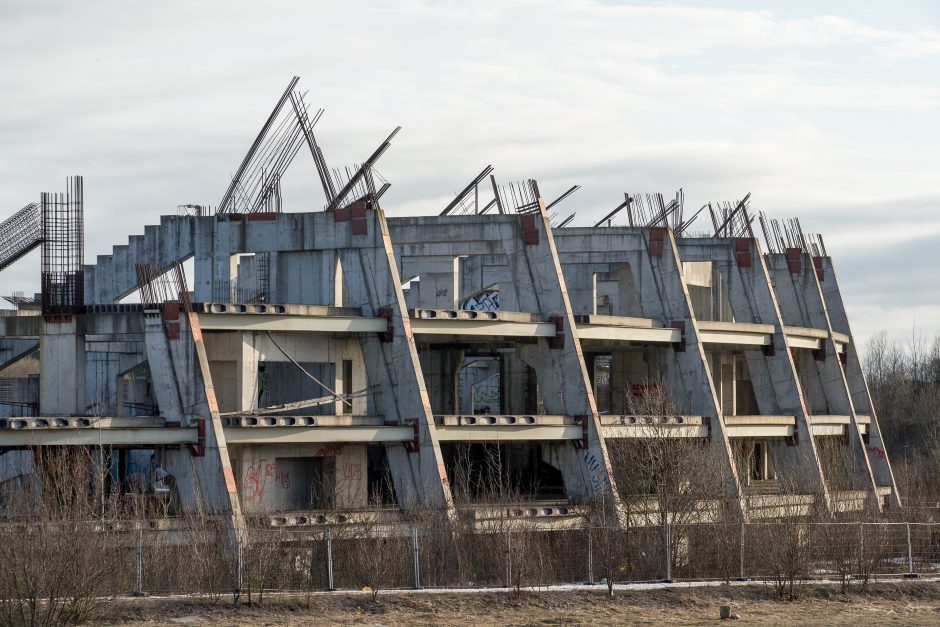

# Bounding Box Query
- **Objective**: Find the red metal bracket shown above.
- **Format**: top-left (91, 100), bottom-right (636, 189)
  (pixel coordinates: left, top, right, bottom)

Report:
top-left (547, 315), bottom-right (564, 349)
top-left (521, 214), bottom-right (539, 246)
top-left (246, 212), bottom-right (279, 221)
top-left (351, 218), bottom-right (368, 236)
top-left (648, 227), bottom-right (667, 257)
top-left (734, 238), bottom-right (752, 267)
top-left (188, 418), bottom-right (206, 457)
top-left (785, 248), bottom-right (802, 274)
top-left (43, 314), bottom-right (73, 324)
top-left (812, 256), bottom-right (824, 281)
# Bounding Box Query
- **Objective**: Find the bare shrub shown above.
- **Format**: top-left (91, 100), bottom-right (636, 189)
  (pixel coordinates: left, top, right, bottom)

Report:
top-left (0, 447), bottom-right (125, 625)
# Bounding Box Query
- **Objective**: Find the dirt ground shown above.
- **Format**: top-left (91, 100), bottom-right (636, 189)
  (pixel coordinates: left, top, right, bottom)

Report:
top-left (98, 581), bottom-right (940, 626)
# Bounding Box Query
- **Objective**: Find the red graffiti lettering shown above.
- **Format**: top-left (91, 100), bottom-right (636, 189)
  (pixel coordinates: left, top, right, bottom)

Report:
top-left (314, 445), bottom-right (342, 457)
top-left (244, 458), bottom-right (290, 501)
top-left (866, 446), bottom-right (887, 461)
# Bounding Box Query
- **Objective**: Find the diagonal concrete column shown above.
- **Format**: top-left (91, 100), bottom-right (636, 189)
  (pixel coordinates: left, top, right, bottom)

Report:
top-left (678, 238), bottom-right (831, 510)
top-left (143, 303), bottom-right (246, 548)
top-left (337, 206), bottom-right (453, 512)
top-left (633, 229), bottom-right (746, 517)
top-left (767, 250), bottom-right (881, 511)
top-left (813, 256), bottom-right (900, 509)
top-left (495, 199), bottom-right (618, 504)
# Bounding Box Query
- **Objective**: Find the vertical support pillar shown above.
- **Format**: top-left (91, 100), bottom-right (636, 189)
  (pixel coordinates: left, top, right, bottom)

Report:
top-left (634, 230), bottom-right (746, 517)
top-left (338, 208), bottom-right (452, 511)
top-left (768, 251), bottom-right (880, 511)
top-left (497, 200), bottom-right (617, 505)
top-left (678, 238), bottom-right (832, 514)
top-left (39, 317), bottom-right (85, 415)
top-left (816, 256), bottom-right (901, 509)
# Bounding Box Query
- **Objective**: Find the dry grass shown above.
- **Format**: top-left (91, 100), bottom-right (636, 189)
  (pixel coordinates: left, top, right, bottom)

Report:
top-left (97, 581), bottom-right (940, 626)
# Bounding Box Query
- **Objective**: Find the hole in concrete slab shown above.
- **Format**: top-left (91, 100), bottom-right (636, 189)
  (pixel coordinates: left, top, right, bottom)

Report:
top-left (274, 305), bottom-right (285, 314)
top-left (511, 508), bottom-right (523, 517)
top-left (523, 416), bottom-right (535, 424)
top-left (483, 416), bottom-right (495, 425)
top-left (0, 420), bottom-right (7, 429)
top-left (527, 508), bottom-right (538, 516)
top-left (263, 417), bottom-right (276, 426)
top-left (558, 507), bottom-right (569, 515)
top-left (505, 416), bottom-right (516, 425)
top-left (316, 515), bottom-right (327, 524)
top-left (466, 311), bottom-right (477, 319)
top-left (35, 419), bottom-right (48, 428)
top-left (78, 419), bottom-right (91, 427)
top-left (483, 311), bottom-right (496, 320)
top-left (285, 417), bottom-right (296, 426)
top-left (253, 305), bottom-right (266, 313)
top-left (247, 417), bottom-right (258, 426)
top-left (11, 421), bottom-right (25, 429)
top-left (676, 416), bottom-right (684, 424)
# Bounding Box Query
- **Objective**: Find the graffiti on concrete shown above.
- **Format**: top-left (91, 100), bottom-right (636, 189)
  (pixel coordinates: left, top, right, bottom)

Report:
top-left (244, 458), bottom-right (290, 501)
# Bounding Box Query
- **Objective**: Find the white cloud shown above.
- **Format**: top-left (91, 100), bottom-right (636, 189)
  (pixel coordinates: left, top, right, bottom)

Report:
top-left (0, 0), bottom-right (938, 344)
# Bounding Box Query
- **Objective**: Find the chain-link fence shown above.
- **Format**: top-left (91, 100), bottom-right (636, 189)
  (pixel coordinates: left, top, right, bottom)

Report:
top-left (3, 521), bottom-right (937, 599)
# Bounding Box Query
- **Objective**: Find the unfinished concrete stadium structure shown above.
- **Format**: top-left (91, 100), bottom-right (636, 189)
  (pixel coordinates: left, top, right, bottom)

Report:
top-left (0, 80), bottom-right (899, 538)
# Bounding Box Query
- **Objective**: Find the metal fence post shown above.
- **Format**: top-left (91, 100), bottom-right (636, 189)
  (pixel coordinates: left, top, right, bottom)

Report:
top-left (236, 539), bottom-right (243, 594)
top-left (326, 528), bottom-right (335, 591)
top-left (587, 527), bottom-right (594, 585)
top-left (858, 522), bottom-right (865, 569)
top-left (505, 530), bottom-right (512, 588)
top-left (134, 527), bottom-right (143, 596)
top-left (906, 522), bottom-right (915, 577)
top-left (665, 522), bottom-right (672, 582)
top-left (739, 521), bottom-right (745, 580)
top-left (412, 527), bottom-right (422, 589)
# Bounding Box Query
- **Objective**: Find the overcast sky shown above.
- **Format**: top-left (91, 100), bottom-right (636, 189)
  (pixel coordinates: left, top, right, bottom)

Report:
top-left (1, 0), bottom-right (938, 348)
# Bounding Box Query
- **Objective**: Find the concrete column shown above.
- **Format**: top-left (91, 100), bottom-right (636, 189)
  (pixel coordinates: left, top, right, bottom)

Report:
top-left (631, 229), bottom-right (745, 516)
top-left (816, 258), bottom-right (900, 508)
top-left (678, 238), bottom-right (832, 512)
top-left (338, 208), bottom-right (453, 511)
top-left (767, 251), bottom-right (882, 510)
top-left (39, 319), bottom-right (85, 415)
top-left (496, 199), bottom-right (617, 504)
top-left (193, 217), bottom-right (215, 302)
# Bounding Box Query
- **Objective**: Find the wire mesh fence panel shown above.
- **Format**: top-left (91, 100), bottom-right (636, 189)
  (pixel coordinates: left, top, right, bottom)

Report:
top-left (453, 526), bottom-right (514, 588)
top-left (141, 527), bottom-right (235, 597)
top-left (416, 527), bottom-right (469, 588)
top-left (506, 527), bottom-right (588, 587)
top-left (910, 523), bottom-right (940, 576)
top-left (331, 534), bottom-right (413, 591)
top-left (678, 523), bottom-right (743, 581)
top-left (262, 533), bottom-right (331, 592)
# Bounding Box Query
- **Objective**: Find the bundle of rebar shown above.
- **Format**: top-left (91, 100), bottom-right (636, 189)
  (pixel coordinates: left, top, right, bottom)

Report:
top-left (0, 203), bottom-right (43, 273)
